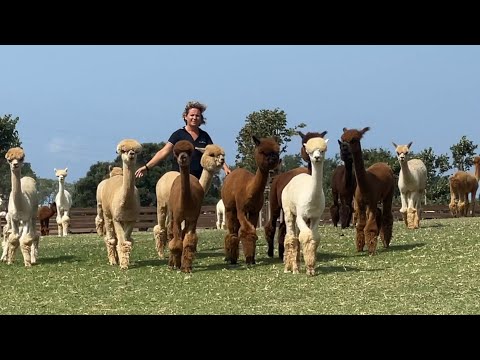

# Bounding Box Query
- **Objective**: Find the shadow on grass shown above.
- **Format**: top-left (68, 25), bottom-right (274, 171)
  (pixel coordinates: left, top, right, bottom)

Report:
top-left (39, 255), bottom-right (77, 264)
top-left (385, 242), bottom-right (426, 252)
top-left (421, 223), bottom-right (447, 228)
top-left (132, 259), bottom-right (166, 268)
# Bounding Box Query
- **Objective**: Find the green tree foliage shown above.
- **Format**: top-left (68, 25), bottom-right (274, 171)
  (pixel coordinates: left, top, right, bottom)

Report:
top-left (281, 154), bottom-right (303, 172)
top-left (0, 114), bottom-right (36, 198)
top-left (72, 162), bottom-right (116, 207)
top-left (234, 108), bottom-right (306, 173)
top-left (450, 135), bottom-right (478, 171)
top-left (37, 178), bottom-right (58, 205)
top-left (415, 147), bottom-right (451, 204)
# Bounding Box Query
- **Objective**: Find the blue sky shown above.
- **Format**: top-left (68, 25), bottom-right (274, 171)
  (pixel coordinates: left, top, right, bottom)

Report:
top-left (1, 45), bottom-right (479, 182)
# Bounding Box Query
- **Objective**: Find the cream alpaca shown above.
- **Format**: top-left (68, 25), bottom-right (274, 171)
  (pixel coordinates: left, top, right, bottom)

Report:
top-left (281, 137), bottom-right (328, 276)
top-left (153, 144), bottom-right (225, 259)
top-left (216, 199), bottom-right (225, 230)
top-left (100, 139), bottom-right (142, 269)
top-left (54, 168), bottom-right (72, 236)
top-left (393, 142), bottom-right (427, 229)
top-left (1, 147), bottom-right (40, 266)
top-left (95, 166), bottom-right (123, 236)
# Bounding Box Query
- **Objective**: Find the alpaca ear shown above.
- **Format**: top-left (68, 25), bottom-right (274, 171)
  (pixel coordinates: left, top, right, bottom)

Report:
top-left (342, 127), bottom-right (348, 132)
top-left (195, 147), bottom-right (206, 154)
top-left (65, 168), bottom-right (68, 173)
top-left (320, 131), bottom-right (327, 138)
top-left (325, 139), bottom-right (329, 144)
top-left (338, 139), bottom-right (342, 146)
top-left (392, 142), bottom-right (398, 149)
top-left (252, 136), bottom-right (261, 146)
top-left (407, 142), bottom-right (413, 149)
top-left (298, 131), bottom-right (305, 140)
top-left (361, 127), bottom-right (371, 134)
top-left (54, 168), bottom-right (57, 173)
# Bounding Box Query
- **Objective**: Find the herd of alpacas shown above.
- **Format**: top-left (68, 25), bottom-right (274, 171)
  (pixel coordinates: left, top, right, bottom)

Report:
top-left (1, 130), bottom-right (479, 275)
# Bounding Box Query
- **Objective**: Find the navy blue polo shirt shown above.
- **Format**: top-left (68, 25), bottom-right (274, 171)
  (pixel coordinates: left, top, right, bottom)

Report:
top-left (168, 127), bottom-right (213, 179)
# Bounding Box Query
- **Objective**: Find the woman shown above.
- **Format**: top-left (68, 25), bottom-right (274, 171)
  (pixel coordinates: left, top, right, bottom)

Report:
top-left (135, 100), bottom-right (231, 179)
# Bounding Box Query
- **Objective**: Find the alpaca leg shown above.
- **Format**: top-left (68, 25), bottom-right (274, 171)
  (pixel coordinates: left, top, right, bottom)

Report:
top-left (95, 203), bottom-right (105, 236)
top-left (278, 220), bottom-right (286, 261)
top-left (239, 211), bottom-right (258, 265)
top-left (331, 190), bottom-right (339, 227)
top-left (364, 209), bottom-right (379, 255)
top-left (380, 209), bottom-right (393, 248)
top-left (464, 196), bottom-right (470, 217)
top-left (6, 232), bottom-right (20, 265)
top-left (19, 230), bottom-right (35, 267)
top-left (45, 218), bottom-right (50, 236)
top-left (283, 209), bottom-right (297, 273)
top-left (155, 204), bottom-right (168, 259)
top-left (62, 214), bottom-right (70, 236)
top-left (355, 205), bottom-right (367, 252)
top-left (224, 209), bottom-right (240, 264)
top-left (117, 222), bottom-right (134, 270)
top-left (1, 220), bottom-right (11, 262)
top-left (30, 233), bottom-right (40, 264)
top-left (168, 220), bottom-right (183, 269)
top-left (56, 214), bottom-right (63, 236)
top-left (104, 218), bottom-right (118, 265)
top-left (181, 231), bottom-right (198, 273)
top-left (264, 206), bottom-right (280, 258)
top-left (471, 190), bottom-right (477, 217)
top-left (399, 192), bottom-right (408, 226)
top-left (299, 217), bottom-right (320, 276)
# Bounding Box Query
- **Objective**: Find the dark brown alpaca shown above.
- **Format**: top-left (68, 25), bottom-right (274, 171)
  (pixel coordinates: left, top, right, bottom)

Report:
top-left (330, 139), bottom-right (356, 229)
top-left (340, 127), bottom-right (394, 255)
top-left (167, 140), bottom-right (204, 273)
top-left (37, 202), bottom-right (57, 236)
top-left (264, 131), bottom-right (326, 259)
top-left (222, 136), bottom-right (280, 264)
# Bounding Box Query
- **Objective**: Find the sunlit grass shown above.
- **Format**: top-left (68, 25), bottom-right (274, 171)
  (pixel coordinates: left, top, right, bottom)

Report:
top-left (1, 216), bottom-right (479, 314)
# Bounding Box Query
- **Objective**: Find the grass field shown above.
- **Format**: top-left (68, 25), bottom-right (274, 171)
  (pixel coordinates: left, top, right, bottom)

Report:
top-left (1, 216), bottom-right (479, 314)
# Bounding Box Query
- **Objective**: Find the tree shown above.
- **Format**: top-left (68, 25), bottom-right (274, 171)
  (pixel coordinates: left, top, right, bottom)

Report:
top-left (281, 154), bottom-right (303, 172)
top-left (37, 178), bottom-right (59, 205)
top-left (0, 114), bottom-right (36, 198)
top-left (234, 108), bottom-right (306, 173)
top-left (416, 147), bottom-right (451, 204)
top-left (450, 135), bottom-right (478, 171)
top-left (72, 161), bottom-right (115, 207)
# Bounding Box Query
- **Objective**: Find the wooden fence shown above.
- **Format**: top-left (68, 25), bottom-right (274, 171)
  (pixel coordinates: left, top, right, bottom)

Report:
top-left (1, 204), bottom-right (478, 236)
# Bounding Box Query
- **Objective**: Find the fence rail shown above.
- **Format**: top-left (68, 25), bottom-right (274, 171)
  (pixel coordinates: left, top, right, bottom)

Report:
top-left (1, 204), bottom-right (478, 236)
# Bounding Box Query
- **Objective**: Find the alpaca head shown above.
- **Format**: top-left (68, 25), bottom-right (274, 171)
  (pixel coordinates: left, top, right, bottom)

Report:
top-left (340, 127), bottom-right (370, 152)
top-left (303, 137), bottom-right (328, 164)
top-left (54, 168), bottom-right (68, 182)
top-left (474, 156), bottom-right (480, 180)
top-left (252, 135), bottom-right (280, 171)
top-left (5, 147), bottom-right (25, 173)
top-left (299, 131), bottom-right (327, 163)
top-left (116, 139), bottom-right (142, 165)
top-left (392, 142), bottom-right (413, 163)
top-left (197, 144), bottom-right (225, 173)
top-left (109, 166), bottom-right (123, 177)
top-left (337, 139), bottom-right (353, 163)
top-left (173, 140), bottom-right (194, 167)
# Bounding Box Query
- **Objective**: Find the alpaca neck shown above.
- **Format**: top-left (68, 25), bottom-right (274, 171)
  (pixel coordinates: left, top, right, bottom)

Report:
top-left (199, 169), bottom-right (213, 192)
top-left (122, 162), bottom-right (136, 200)
top-left (57, 180), bottom-right (69, 206)
top-left (179, 164), bottom-right (192, 207)
top-left (351, 142), bottom-right (369, 193)
top-left (475, 163), bottom-right (480, 181)
top-left (10, 169), bottom-right (24, 209)
top-left (252, 168), bottom-right (270, 194)
top-left (310, 160), bottom-right (324, 196)
top-left (399, 160), bottom-right (415, 183)
top-left (344, 159), bottom-right (355, 186)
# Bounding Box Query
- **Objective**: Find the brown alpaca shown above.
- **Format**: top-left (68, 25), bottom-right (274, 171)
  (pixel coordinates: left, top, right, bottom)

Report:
top-left (37, 202), bottom-right (57, 236)
top-left (222, 136), bottom-right (280, 265)
top-left (264, 131), bottom-right (326, 260)
top-left (167, 140), bottom-right (205, 273)
top-left (340, 127), bottom-right (395, 255)
top-left (449, 167), bottom-right (479, 217)
top-left (330, 139), bottom-right (356, 229)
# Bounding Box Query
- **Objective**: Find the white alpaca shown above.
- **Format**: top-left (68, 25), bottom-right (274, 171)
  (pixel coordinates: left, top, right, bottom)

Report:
top-left (392, 142), bottom-right (427, 229)
top-left (153, 144), bottom-right (225, 258)
top-left (216, 199), bottom-right (225, 230)
top-left (281, 137), bottom-right (328, 276)
top-left (100, 139), bottom-right (142, 269)
top-left (1, 147), bottom-right (40, 266)
top-left (54, 168), bottom-right (72, 236)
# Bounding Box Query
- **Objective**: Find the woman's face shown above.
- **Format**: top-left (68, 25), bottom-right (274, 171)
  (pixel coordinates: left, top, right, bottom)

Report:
top-left (185, 108), bottom-right (202, 127)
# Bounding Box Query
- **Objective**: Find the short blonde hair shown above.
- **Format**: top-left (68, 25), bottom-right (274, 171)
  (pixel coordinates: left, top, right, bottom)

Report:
top-left (183, 101), bottom-right (207, 125)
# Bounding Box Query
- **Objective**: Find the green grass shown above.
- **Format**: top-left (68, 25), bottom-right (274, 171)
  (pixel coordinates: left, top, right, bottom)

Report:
top-left (1, 217), bottom-right (480, 314)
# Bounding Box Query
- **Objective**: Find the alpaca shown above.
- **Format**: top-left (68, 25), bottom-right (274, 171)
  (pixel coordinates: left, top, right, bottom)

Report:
top-left (449, 168), bottom-right (479, 217)
top-left (340, 127), bottom-right (395, 255)
top-left (37, 202), bottom-right (57, 236)
top-left (264, 131), bottom-right (327, 260)
top-left (222, 136), bottom-right (280, 265)
top-left (330, 139), bottom-right (356, 229)
top-left (154, 144), bottom-right (225, 259)
top-left (54, 168), bottom-right (72, 237)
top-left (216, 199), bottom-right (225, 230)
top-left (95, 166), bottom-right (123, 236)
top-left (393, 142), bottom-right (427, 229)
top-left (167, 140), bottom-right (205, 273)
top-left (100, 139), bottom-right (142, 269)
top-left (1, 147), bottom-right (40, 267)
top-left (282, 136), bottom-right (328, 276)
